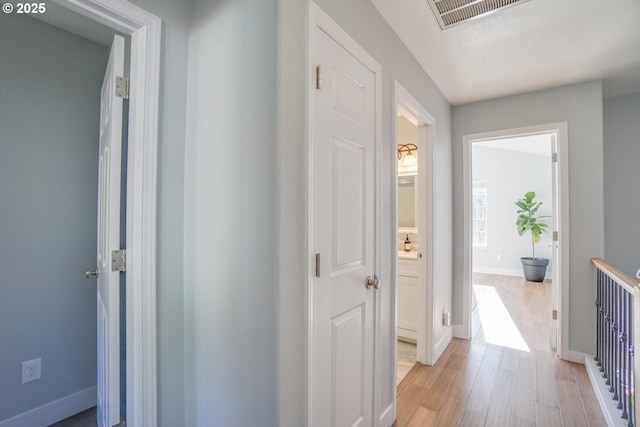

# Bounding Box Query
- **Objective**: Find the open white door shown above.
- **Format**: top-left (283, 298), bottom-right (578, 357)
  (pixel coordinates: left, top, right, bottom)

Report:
top-left (550, 134), bottom-right (559, 350)
top-left (96, 34), bottom-right (124, 427)
top-left (309, 6), bottom-right (380, 426)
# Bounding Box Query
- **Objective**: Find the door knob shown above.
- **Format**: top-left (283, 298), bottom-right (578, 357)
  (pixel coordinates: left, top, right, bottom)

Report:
top-left (366, 275), bottom-right (380, 290)
top-left (85, 268), bottom-right (98, 278)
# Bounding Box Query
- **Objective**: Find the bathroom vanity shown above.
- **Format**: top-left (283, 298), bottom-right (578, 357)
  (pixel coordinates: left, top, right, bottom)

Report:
top-left (397, 239), bottom-right (418, 342)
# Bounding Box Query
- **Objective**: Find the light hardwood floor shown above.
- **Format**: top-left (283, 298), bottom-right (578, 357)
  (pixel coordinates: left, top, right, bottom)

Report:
top-left (395, 273), bottom-right (606, 427)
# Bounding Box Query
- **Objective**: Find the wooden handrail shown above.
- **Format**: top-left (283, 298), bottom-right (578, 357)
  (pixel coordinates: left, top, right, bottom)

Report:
top-left (592, 258), bottom-right (639, 294)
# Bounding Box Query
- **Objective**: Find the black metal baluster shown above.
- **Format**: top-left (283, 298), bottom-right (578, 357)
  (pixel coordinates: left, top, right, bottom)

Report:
top-left (612, 278), bottom-right (619, 397)
top-left (597, 270), bottom-right (602, 366)
top-left (602, 277), bottom-right (611, 385)
top-left (621, 290), bottom-right (629, 419)
top-left (615, 284), bottom-right (619, 400)
top-left (600, 277), bottom-right (609, 378)
top-left (603, 274), bottom-right (608, 374)
top-left (615, 285), bottom-right (621, 404)
top-left (595, 264), bottom-right (637, 426)
top-left (612, 277), bottom-right (618, 392)
top-left (612, 277), bottom-right (617, 390)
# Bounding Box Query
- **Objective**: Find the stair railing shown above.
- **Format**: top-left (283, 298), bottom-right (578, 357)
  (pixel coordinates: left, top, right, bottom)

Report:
top-left (592, 258), bottom-right (639, 427)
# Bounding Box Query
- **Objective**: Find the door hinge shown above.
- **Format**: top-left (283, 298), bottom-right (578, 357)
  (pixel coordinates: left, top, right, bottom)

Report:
top-left (553, 231), bottom-right (558, 242)
top-left (552, 310), bottom-right (558, 320)
top-left (315, 65), bottom-right (322, 90)
top-left (111, 249), bottom-right (126, 272)
top-left (115, 76), bottom-right (130, 99)
top-left (551, 152), bottom-right (558, 163)
top-left (315, 253), bottom-right (321, 278)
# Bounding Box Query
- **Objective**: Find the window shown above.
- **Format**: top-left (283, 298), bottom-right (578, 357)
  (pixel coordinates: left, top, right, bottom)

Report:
top-left (472, 181), bottom-right (487, 247)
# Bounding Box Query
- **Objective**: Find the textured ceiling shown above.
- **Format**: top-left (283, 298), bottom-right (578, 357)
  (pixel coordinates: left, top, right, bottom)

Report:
top-left (371, 0), bottom-right (640, 105)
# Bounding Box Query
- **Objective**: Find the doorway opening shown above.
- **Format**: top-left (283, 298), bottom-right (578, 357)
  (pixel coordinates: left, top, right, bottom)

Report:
top-left (462, 123), bottom-right (570, 361)
top-left (393, 82), bottom-right (436, 391)
top-left (471, 134), bottom-right (555, 355)
top-left (0, 2), bottom-right (161, 426)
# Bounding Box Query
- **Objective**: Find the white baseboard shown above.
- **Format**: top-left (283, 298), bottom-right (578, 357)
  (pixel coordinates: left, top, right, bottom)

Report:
top-left (473, 266), bottom-right (552, 280)
top-left (397, 327), bottom-right (417, 342)
top-left (0, 386), bottom-right (96, 427)
top-left (561, 350), bottom-right (586, 364)
top-left (434, 327), bottom-right (453, 364)
top-left (584, 355), bottom-right (621, 427)
top-left (453, 324), bottom-right (469, 339)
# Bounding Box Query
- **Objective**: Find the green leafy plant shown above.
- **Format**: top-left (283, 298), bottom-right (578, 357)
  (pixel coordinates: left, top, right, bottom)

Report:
top-left (515, 191), bottom-right (549, 259)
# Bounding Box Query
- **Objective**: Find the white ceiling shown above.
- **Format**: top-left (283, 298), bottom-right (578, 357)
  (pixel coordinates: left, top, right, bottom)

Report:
top-left (371, 0), bottom-right (640, 105)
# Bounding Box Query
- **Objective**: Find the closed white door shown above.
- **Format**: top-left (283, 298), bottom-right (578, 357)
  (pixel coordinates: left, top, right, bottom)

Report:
top-left (96, 34), bottom-right (124, 427)
top-left (310, 17), bottom-right (377, 427)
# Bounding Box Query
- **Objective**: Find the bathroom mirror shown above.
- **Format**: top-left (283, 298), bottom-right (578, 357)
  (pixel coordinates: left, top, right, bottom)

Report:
top-left (398, 175), bottom-right (416, 228)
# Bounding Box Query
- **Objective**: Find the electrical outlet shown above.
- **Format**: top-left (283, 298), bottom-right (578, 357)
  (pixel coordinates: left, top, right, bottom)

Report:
top-left (496, 254), bottom-right (502, 262)
top-left (21, 358), bottom-right (41, 384)
top-left (443, 311), bottom-right (451, 327)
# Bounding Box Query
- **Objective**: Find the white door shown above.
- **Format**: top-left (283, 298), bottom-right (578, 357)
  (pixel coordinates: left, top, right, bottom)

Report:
top-left (550, 134), bottom-right (559, 350)
top-left (96, 34), bottom-right (124, 427)
top-left (310, 17), bottom-right (377, 427)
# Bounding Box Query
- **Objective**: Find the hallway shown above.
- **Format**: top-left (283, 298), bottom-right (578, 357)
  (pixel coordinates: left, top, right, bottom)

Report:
top-left (395, 274), bottom-right (606, 426)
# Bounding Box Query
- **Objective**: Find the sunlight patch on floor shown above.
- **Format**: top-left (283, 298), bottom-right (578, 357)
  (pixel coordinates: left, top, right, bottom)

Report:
top-left (473, 284), bottom-right (530, 352)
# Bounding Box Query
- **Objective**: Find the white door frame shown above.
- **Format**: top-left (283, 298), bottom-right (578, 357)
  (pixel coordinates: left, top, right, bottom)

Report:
top-left (53, 1), bottom-right (160, 425)
top-left (461, 122), bottom-right (572, 361)
top-left (307, 3), bottom-right (384, 425)
top-left (392, 82), bottom-right (436, 367)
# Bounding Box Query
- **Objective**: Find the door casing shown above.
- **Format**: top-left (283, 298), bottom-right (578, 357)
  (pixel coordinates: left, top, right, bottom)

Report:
top-left (392, 81), bottom-right (437, 366)
top-left (461, 122), bottom-right (575, 362)
top-left (53, 1), bottom-right (161, 425)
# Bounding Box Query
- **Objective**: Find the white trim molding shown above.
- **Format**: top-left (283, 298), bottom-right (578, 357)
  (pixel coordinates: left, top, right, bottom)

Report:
top-left (393, 81), bottom-right (437, 368)
top-left (462, 123), bottom-right (571, 361)
top-left (0, 386), bottom-right (96, 427)
top-left (51, 1), bottom-right (161, 426)
top-left (434, 327), bottom-right (453, 362)
top-left (585, 355), bottom-right (618, 427)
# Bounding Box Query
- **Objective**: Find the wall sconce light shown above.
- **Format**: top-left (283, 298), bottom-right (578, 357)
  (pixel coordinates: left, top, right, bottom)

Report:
top-left (398, 144), bottom-right (417, 167)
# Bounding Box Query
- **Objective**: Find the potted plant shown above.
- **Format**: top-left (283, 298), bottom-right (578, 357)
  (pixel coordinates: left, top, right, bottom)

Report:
top-left (515, 191), bottom-right (549, 282)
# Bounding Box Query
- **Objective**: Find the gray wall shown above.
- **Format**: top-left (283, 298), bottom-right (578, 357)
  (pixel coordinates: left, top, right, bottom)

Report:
top-left (123, 1), bottom-right (191, 425)
top-left (0, 15), bottom-right (107, 421)
top-left (278, 0), bottom-right (453, 425)
top-left (183, 0), bottom-right (278, 425)
top-left (277, 1), bottom-right (308, 425)
top-left (604, 92), bottom-right (640, 278)
top-left (472, 146), bottom-right (552, 274)
top-left (452, 81), bottom-right (604, 354)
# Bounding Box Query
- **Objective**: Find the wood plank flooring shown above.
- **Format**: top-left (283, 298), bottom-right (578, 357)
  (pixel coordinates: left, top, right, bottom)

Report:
top-left (395, 273), bottom-right (606, 427)
top-left (48, 406), bottom-right (96, 427)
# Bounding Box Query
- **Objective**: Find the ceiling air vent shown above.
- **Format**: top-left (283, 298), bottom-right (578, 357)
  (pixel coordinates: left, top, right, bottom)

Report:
top-left (426, 0), bottom-right (532, 30)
